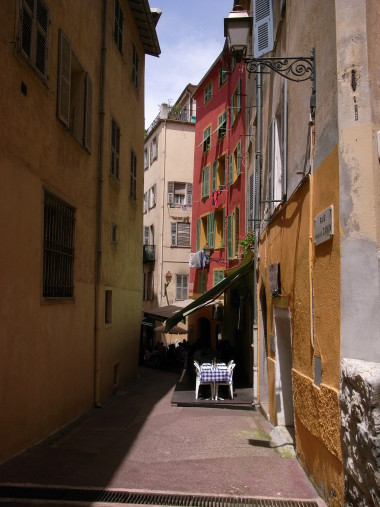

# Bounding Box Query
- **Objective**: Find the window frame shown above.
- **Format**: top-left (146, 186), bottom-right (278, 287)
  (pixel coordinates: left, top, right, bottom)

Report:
top-left (204, 81), bottom-right (212, 104)
top-left (176, 274), bottom-right (189, 301)
top-left (201, 165), bottom-right (210, 199)
top-left (130, 150), bottom-right (137, 201)
top-left (111, 118), bottom-right (121, 181)
top-left (113, 0), bottom-right (123, 54)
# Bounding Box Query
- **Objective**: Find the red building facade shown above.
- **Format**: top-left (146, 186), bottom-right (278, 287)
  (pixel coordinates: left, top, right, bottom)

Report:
top-left (190, 46), bottom-right (247, 296)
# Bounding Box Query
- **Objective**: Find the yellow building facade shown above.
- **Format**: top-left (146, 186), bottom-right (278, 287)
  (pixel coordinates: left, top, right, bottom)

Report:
top-left (0, 0), bottom-right (160, 463)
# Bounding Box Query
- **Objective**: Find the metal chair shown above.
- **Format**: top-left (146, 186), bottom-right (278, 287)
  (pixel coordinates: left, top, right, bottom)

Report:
top-left (215, 362), bottom-right (236, 400)
top-left (194, 360), bottom-right (214, 399)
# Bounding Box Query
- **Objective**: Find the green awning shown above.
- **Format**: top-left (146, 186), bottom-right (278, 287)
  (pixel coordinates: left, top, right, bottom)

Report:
top-left (165, 251), bottom-right (254, 332)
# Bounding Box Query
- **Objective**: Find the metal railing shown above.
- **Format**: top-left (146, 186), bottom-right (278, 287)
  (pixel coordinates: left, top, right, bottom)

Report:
top-left (143, 244), bottom-right (155, 262)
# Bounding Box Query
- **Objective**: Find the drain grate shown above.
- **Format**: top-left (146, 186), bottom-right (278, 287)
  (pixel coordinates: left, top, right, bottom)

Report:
top-left (0, 485), bottom-right (320, 506)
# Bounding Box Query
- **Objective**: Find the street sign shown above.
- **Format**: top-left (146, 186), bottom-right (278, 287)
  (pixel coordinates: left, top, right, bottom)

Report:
top-left (314, 205), bottom-right (334, 246)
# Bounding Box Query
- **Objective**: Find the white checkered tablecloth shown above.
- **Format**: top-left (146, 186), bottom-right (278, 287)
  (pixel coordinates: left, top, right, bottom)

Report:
top-left (200, 363), bottom-right (231, 383)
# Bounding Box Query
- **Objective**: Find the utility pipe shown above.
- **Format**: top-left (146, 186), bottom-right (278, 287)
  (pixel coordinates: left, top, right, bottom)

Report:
top-left (94, 0), bottom-right (108, 408)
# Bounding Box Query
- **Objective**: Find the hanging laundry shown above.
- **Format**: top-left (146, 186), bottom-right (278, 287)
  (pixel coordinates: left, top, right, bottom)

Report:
top-left (189, 251), bottom-right (202, 268)
top-left (212, 189), bottom-right (222, 208)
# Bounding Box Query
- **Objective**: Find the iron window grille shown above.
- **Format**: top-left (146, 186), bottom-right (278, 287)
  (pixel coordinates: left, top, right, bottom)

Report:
top-left (43, 192), bottom-right (75, 298)
top-left (132, 44), bottom-right (139, 89)
top-left (114, 0), bottom-right (123, 53)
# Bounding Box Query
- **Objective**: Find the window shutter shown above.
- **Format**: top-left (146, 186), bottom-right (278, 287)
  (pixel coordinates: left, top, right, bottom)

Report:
top-left (171, 222), bottom-right (177, 246)
top-left (57, 30), bottom-right (71, 127)
top-left (268, 119), bottom-right (274, 215)
top-left (227, 214), bottom-right (233, 259)
top-left (214, 270), bottom-right (224, 286)
top-left (143, 192), bottom-right (148, 213)
top-left (254, 0), bottom-right (274, 57)
top-left (186, 183), bottom-right (193, 206)
top-left (35, 0), bottom-right (48, 76)
top-left (224, 153), bottom-right (227, 185)
top-left (167, 181), bottom-right (174, 204)
top-left (196, 218), bottom-right (201, 251)
top-left (212, 161), bottom-right (217, 193)
top-left (237, 140), bottom-right (241, 176)
top-left (84, 73), bottom-right (92, 153)
top-left (177, 222), bottom-right (190, 247)
top-left (230, 94), bottom-right (235, 126)
top-left (207, 212), bottom-right (215, 248)
top-left (234, 207), bottom-right (240, 256)
top-left (222, 208), bottom-right (225, 247)
top-left (281, 79), bottom-right (287, 200)
top-left (228, 154), bottom-right (233, 187)
top-left (144, 226), bottom-right (149, 245)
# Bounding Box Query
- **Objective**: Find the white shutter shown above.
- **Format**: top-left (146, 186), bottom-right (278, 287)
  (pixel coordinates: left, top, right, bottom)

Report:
top-left (267, 119), bottom-right (274, 215)
top-left (186, 183), bottom-right (193, 206)
top-left (167, 181), bottom-right (174, 204)
top-left (177, 222), bottom-right (190, 247)
top-left (254, 0), bottom-right (274, 57)
top-left (152, 184), bottom-right (156, 206)
top-left (57, 30), bottom-right (71, 127)
top-left (144, 226), bottom-right (149, 245)
top-left (143, 192), bottom-right (148, 213)
top-left (171, 222), bottom-right (177, 246)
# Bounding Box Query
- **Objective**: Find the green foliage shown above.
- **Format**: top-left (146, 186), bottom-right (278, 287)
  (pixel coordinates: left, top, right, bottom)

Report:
top-left (239, 228), bottom-right (255, 255)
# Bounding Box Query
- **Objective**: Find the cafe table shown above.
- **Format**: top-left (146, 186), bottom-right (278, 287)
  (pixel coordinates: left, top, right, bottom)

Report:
top-left (200, 363), bottom-right (232, 400)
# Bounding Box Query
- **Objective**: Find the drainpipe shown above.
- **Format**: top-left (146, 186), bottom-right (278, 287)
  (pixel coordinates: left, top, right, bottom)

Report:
top-left (252, 69), bottom-right (262, 404)
top-left (161, 120), bottom-right (167, 306)
top-left (94, 0), bottom-right (108, 408)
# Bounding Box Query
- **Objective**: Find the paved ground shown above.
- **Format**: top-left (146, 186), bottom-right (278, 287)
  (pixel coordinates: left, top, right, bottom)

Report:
top-left (0, 367), bottom-right (325, 505)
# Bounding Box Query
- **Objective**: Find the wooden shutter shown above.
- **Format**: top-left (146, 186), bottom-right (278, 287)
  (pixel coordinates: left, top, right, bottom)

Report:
top-left (196, 219), bottom-right (201, 251)
top-left (214, 270), bottom-right (224, 286)
top-left (144, 226), bottom-right (149, 245)
top-left (254, 0), bottom-right (274, 57)
top-left (207, 212), bottom-right (215, 248)
top-left (237, 140), bottom-right (241, 176)
top-left (234, 207), bottom-right (240, 256)
top-left (171, 222), bottom-right (177, 246)
top-left (177, 222), bottom-right (190, 247)
top-left (230, 94), bottom-right (235, 126)
top-left (212, 161), bottom-right (217, 193)
top-left (227, 214), bottom-right (233, 259)
top-left (84, 73), bottom-right (92, 152)
top-left (57, 30), bottom-right (71, 127)
top-left (167, 181), bottom-right (174, 204)
top-left (35, 0), bottom-right (48, 76)
top-left (186, 183), bottom-right (193, 206)
top-left (202, 166), bottom-right (210, 197)
top-left (228, 154), bottom-right (233, 187)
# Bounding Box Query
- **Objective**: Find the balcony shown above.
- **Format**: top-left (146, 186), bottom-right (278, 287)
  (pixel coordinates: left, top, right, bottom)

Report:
top-left (145, 106), bottom-right (196, 138)
top-left (143, 244), bottom-right (155, 263)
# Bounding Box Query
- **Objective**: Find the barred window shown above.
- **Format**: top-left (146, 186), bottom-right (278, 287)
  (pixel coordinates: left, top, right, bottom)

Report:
top-left (114, 0), bottom-right (123, 53)
top-left (132, 44), bottom-right (139, 89)
top-left (111, 119), bottom-right (120, 180)
top-left (130, 150), bottom-right (137, 200)
top-left (43, 192), bottom-right (75, 298)
top-left (20, 0), bottom-right (49, 79)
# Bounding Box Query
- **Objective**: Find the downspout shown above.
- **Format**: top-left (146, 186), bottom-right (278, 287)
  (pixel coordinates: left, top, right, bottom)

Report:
top-left (94, 0), bottom-right (108, 407)
top-left (161, 120), bottom-right (167, 305)
top-left (253, 69), bottom-right (262, 404)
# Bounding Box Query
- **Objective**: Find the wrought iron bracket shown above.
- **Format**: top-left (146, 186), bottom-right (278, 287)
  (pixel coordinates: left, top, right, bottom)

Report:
top-left (244, 48), bottom-right (315, 91)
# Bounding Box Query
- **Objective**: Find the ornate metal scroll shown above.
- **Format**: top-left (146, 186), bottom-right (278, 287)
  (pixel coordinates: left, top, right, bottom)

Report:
top-left (244, 54), bottom-right (314, 83)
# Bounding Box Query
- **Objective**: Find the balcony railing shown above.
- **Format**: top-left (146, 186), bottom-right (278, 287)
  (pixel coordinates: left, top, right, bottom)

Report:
top-left (143, 244), bottom-right (155, 263)
top-left (145, 106), bottom-right (196, 138)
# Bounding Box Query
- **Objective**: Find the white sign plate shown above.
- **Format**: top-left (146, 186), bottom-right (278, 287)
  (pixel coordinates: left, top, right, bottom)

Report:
top-left (314, 205), bottom-right (334, 245)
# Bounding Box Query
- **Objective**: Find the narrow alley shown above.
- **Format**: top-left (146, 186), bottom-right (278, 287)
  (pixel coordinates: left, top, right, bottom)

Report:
top-left (0, 367), bottom-right (325, 506)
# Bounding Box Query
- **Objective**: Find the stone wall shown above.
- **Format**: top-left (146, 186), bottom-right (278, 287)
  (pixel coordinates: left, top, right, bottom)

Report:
top-left (340, 359), bottom-right (380, 506)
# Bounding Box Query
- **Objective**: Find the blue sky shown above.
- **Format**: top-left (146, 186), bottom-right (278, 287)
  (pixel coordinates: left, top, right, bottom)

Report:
top-left (144, 0), bottom-right (233, 129)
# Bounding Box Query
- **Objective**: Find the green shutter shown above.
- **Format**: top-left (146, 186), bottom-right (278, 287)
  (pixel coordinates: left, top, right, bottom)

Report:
top-left (212, 160), bottom-right (217, 193)
top-left (213, 270), bottom-right (224, 286)
top-left (196, 218), bottom-right (201, 251)
top-left (207, 211), bottom-right (215, 248)
top-left (237, 139), bottom-right (241, 176)
top-left (227, 214), bottom-right (233, 259)
top-left (228, 154), bottom-right (233, 187)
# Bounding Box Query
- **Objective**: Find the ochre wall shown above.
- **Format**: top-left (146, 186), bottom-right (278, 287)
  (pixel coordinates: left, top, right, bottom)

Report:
top-left (258, 147), bottom-right (344, 503)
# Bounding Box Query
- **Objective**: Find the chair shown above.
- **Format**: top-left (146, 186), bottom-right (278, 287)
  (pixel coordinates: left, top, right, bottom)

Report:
top-left (215, 362), bottom-right (236, 400)
top-left (194, 361), bottom-right (214, 399)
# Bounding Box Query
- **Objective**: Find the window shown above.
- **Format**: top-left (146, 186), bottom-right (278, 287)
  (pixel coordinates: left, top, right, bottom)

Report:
top-left (111, 222), bottom-right (117, 244)
top-left (202, 126), bottom-right (211, 153)
top-left (204, 82), bottom-right (212, 103)
top-left (196, 218), bottom-right (201, 251)
top-left (144, 147), bottom-right (149, 170)
top-left (132, 43), bottom-right (139, 89)
top-left (230, 77), bottom-right (241, 127)
top-left (219, 65), bottom-right (228, 86)
top-left (130, 150), bottom-right (137, 200)
top-left (105, 290), bottom-right (112, 323)
top-left (197, 270), bottom-right (207, 293)
top-left (228, 141), bottom-right (242, 187)
top-left (148, 184), bottom-right (156, 208)
top-left (150, 136), bottom-right (157, 163)
top-left (214, 270), bottom-right (224, 286)
top-left (19, 0), bottom-right (49, 80)
top-left (253, 0), bottom-right (274, 57)
top-left (57, 30), bottom-right (92, 152)
top-left (43, 191), bottom-right (75, 298)
top-left (167, 181), bottom-right (192, 206)
top-left (176, 274), bottom-right (188, 300)
top-left (114, 0), bottom-right (123, 53)
top-left (201, 165), bottom-right (210, 198)
top-left (111, 119), bottom-right (120, 180)
top-left (171, 222), bottom-right (191, 247)
top-left (213, 154), bottom-right (226, 192)
top-left (227, 213), bottom-right (234, 259)
top-left (215, 208), bottom-right (225, 248)
top-left (217, 111), bottom-right (227, 141)
top-left (143, 192), bottom-right (148, 213)
top-left (247, 173), bottom-right (255, 232)
top-left (144, 226), bottom-right (150, 245)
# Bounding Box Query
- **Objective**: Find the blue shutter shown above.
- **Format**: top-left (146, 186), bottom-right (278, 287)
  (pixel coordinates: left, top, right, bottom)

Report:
top-left (254, 0), bottom-right (274, 57)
